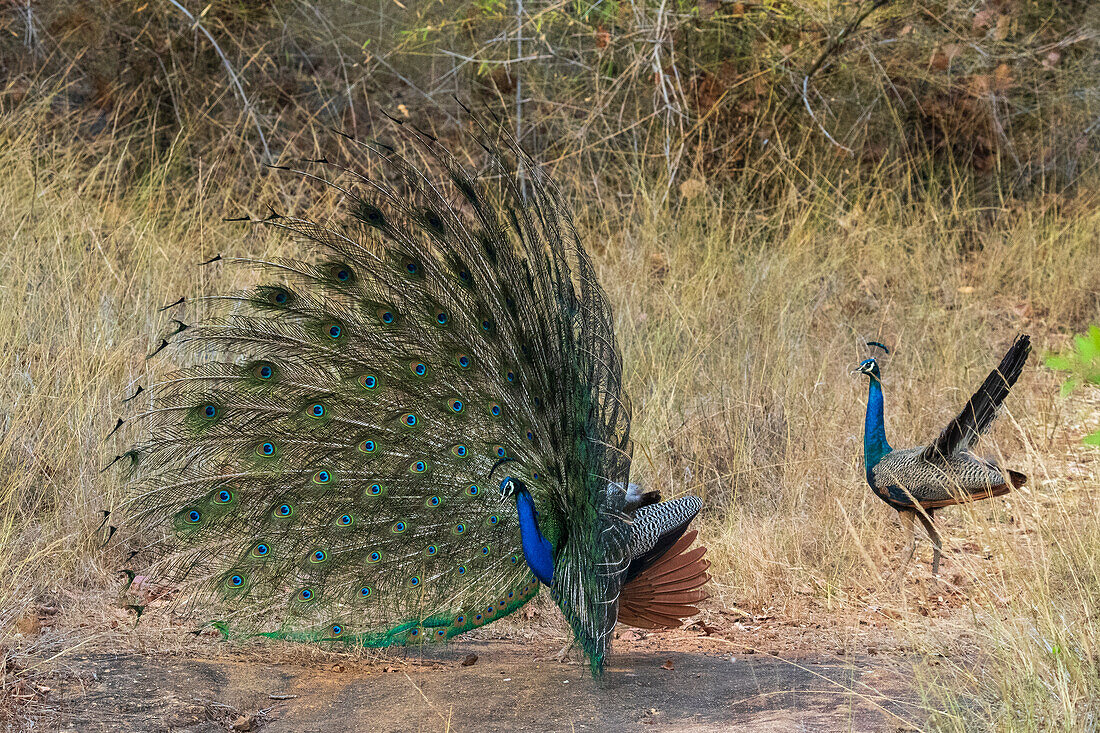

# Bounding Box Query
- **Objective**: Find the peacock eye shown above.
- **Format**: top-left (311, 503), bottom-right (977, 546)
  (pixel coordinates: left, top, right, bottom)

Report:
top-left (258, 441), bottom-right (276, 456)
top-left (435, 310), bottom-right (448, 325)
top-left (367, 483), bottom-right (383, 496)
top-left (215, 490), bottom-right (232, 503)
top-left (409, 460), bottom-right (427, 474)
top-left (311, 550), bottom-right (327, 563)
top-left (456, 354), bottom-right (471, 369)
top-left (201, 404), bottom-right (218, 419)
top-left (326, 324), bottom-right (343, 339)
top-left (494, 445), bottom-right (506, 459)
top-left (228, 575), bottom-right (244, 587)
top-left (359, 439), bottom-right (377, 454)
top-left (309, 403), bottom-right (326, 418)
top-left (410, 361), bottom-right (427, 377)
top-left (358, 374), bottom-right (378, 390)
top-left (313, 470), bottom-right (331, 484)
top-left (253, 543), bottom-right (269, 556)
top-left (252, 362), bottom-right (276, 380)
top-left (331, 624), bottom-right (343, 636)
top-left (186, 509), bottom-right (201, 523)
top-left (360, 586), bottom-right (372, 598)
top-left (338, 514), bottom-right (353, 526)
top-left (450, 399), bottom-right (464, 413)
top-left (402, 413), bottom-right (418, 427)
top-left (377, 308), bottom-right (396, 325)
top-left (490, 404), bottom-right (502, 417)
top-left (276, 504), bottom-right (293, 517)
top-left (451, 444), bottom-right (468, 458)
top-left (298, 588), bottom-right (314, 602)
top-left (426, 495), bottom-right (441, 508)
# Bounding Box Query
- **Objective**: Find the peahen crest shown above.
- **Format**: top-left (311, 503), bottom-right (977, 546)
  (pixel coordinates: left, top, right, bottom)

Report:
top-left (117, 112), bottom-right (634, 674)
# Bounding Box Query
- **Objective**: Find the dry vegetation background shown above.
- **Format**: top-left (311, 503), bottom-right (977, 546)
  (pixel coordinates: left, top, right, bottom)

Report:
top-left (1, 0), bottom-right (1099, 728)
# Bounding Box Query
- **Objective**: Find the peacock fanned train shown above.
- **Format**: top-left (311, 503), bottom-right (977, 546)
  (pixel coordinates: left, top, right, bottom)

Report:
top-left (116, 114), bottom-right (709, 675)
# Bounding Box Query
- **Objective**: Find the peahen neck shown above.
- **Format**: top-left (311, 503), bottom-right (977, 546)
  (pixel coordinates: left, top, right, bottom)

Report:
top-left (863, 375), bottom-right (892, 470)
top-left (515, 489), bottom-right (555, 585)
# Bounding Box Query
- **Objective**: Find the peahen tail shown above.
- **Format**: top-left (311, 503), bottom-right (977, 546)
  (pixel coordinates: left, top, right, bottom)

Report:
top-left (117, 112), bottom-right (634, 673)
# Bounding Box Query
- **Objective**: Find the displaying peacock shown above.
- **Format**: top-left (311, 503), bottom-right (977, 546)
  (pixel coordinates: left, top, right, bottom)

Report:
top-left (113, 112), bottom-right (709, 676)
top-left (855, 336), bottom-right (1030, 576)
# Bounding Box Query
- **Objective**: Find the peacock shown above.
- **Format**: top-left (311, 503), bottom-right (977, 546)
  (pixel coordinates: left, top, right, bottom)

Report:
top-left (112, 112), bottom-right (709, 676)
top-left (855, 336), bottom-right (1030, 576)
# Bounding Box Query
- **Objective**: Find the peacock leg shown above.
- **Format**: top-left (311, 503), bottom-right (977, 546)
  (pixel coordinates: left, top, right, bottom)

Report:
top-left (916, 509), bottom-right (943, 576)
top-left (893, 509), bottom-right (917, 584)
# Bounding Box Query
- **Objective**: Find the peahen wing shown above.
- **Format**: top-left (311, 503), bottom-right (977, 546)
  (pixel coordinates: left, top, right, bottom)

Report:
top-left (120, 114), bottom-right (631, 667)
top-left (921, 335), bottom-right (1030, 462)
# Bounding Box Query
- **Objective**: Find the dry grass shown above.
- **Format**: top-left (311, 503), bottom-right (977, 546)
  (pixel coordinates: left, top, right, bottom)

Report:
top-left (1, 74), bottom-right (1100, 731)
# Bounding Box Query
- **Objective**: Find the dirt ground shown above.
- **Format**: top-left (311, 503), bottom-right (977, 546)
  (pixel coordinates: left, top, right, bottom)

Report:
top-left (14, 617), bottom-right (926, 733)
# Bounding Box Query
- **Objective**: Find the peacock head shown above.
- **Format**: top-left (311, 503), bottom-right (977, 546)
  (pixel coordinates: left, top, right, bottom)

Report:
top-left (498, 475), bottom-right (524, 501)
top-left (854, 357), bottom-right (881, 378)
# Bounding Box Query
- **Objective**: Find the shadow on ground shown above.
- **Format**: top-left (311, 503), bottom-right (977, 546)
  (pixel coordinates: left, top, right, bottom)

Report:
top-left (51, 639), bottom-right (921, 732)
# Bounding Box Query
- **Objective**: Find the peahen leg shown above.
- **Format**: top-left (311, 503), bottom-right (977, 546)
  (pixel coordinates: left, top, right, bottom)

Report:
top-left (916, 509), bottom-right (943, 575)
top-left (893, 510), bottom-right (917, 584)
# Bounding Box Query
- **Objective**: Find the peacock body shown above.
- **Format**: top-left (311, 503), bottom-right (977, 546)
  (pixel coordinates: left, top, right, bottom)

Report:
top-left (116, 114), bottom-right (708, 675)
top-left (856, 335), bottom-right (1030, 574)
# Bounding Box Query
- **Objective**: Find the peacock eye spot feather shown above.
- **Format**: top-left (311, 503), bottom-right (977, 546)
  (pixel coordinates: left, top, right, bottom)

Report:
top-left (488, 515), bottom-right (499, 525)
top-left (481, 319), bottom-right (493, 332)
top-left (311, 550), bottom-right (327, 563)
top-left (455, 616), bottom-right (464, 624)
top-left (228, 574), bottom-right (244, 588)
top-left (366, 483), bottom-right (383, 496)
top-left (313, 470), bottom-right (332, 484)
top-left (297, 588), bottom-right (314, 602)
top-left (494, 445), bottom-right (506, 459)
top-left (253, 544), bottom-right (269, 557)
top-left (466, 484), bottom-right (479, 497)
top-left (378, 309), bottom-right (395, 325)
top-left (409, 576), bottom-right (421, 588)
top-left (451, 444), bottom-right (467, 458)
top-left (410, 361), bottom-right (427, 377)
top-left (435, 310), bottom-right (449, 325)
top-left (331, 624), bottom-right (343, 636)
top-left (367, 551), bottom-right (381, 564)
top-left (359, 439), bottom-right (377, 454)
top-left (355, 202), bottom-right (386, 228)
top-left (275, 504), bottom-right (293, 518)
top-left (455, 354), bottom-right (471, 369)
top-left (409, 460), bottom-right (427, 474)
top-left (258, 441), bottom-right (276, 456)
top-left (402, 413), bottom-right (418, 427)
top-left (338, 514), bottom-right (353, 527)
top-left (330, 264), bottom-right (354, 283)
top-left (426, 495), bottom-right (441, 508)
top-left (186, 509), bottom-right (201, 523)
top-left (490, 404), bottom-right (502, 418)
top-left (359, 586), bottom-right (372, 598)
top-left (426, 545), bottom-right (438, 556)
top-left (454, 523), bottom-right (466, 535)
top-left (450, 399), bottom-right (464, 413)
top-left (309, 403), bottom-right (326, 419)
top-left (401, 257), bottom-right (423, 278)
top-left (481, 545), bottom-right (490, 555)
top-left (215, 490), bottom-right (232, 504)
top-left (358, 374), bottom-right (378, 391)
top-left (506, 371), bottom-right (515, 382)
top-left (510, 555), bottom-right (519, 565)
top-left (251, 362), bottom-right (277, 381)
top-left (422, 208), bottom-right (444, 232)
top-left (201, 404), bottom-right (218, 419)
top-left (458, 566), bottom-right (467, 576)
top-left (392, 521), bottom-right (407, 533)
top-left (526, 431), bottom-right (534, 441)
top-left (326, 323), bottom-right (343, 339)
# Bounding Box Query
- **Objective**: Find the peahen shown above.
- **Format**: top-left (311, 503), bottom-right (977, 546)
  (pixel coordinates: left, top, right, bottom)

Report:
top-left (855, 336), bottom-right (1030, 576)
top-left (114, 113), bottom-right (709, 676)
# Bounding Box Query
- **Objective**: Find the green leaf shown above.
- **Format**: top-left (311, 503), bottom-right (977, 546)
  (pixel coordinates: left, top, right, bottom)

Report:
top-left (1084, 431), bottom-right (1100, 447)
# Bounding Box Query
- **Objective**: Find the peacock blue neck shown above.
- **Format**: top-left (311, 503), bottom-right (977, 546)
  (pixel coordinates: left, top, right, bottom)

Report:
top-left (515, 488), bottom-right (555, 586)
top-left (863, 374), bottom-right (892, 470)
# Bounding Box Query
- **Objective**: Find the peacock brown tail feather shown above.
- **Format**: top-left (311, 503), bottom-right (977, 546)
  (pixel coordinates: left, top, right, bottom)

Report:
top-left (117, 113), bottom-right (633, 674)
